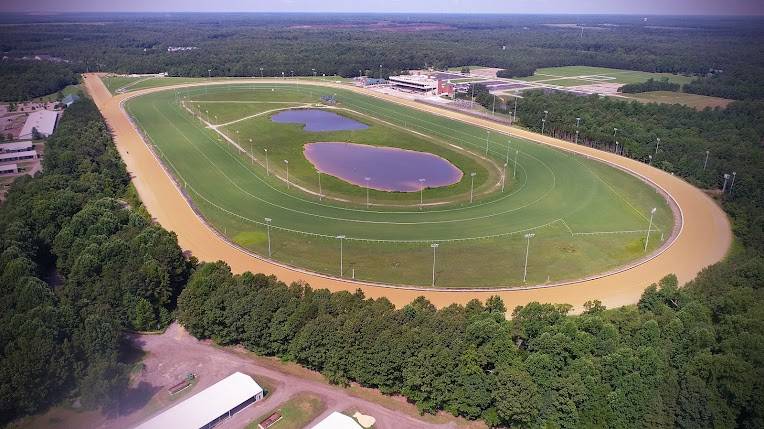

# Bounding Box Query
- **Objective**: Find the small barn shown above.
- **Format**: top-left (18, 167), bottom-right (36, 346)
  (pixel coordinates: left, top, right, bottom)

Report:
top-left (134, 372), bottom-right (264, 429)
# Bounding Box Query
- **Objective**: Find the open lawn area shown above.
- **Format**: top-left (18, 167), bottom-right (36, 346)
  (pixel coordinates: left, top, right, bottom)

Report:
top-left (247, 393), bottom-right (326, 429)
top-left (519, 66), bottom-right (695, 86)
top-left (621, 91), bottom-right (733, 110)
top-left (125, 81), bottom-right (673, 287)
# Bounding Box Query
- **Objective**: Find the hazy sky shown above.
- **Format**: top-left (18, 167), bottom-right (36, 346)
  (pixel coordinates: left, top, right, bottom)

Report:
top-left (2, 0), bottom-right (763, 15)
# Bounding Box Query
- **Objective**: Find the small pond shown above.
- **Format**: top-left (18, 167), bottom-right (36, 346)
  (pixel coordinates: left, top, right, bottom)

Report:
top-left (304, 142), bottom-right (463, 192)
top-left (271, 109), bottom-right (369, 132)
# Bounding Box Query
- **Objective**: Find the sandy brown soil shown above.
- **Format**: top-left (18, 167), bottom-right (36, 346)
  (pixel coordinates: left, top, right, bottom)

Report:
top-left (83, 73), bottom-right (732, 313)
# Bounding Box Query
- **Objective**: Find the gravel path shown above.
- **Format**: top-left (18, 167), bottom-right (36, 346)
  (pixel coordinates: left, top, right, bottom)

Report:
top-left (104, 323), bottom-right (469, 429)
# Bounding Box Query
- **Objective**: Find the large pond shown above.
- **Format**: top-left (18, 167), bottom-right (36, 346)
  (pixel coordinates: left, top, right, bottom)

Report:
top-left (271, 109), bottom-right (369, 132)
top-left (304, 142), bottom-right (463, 192)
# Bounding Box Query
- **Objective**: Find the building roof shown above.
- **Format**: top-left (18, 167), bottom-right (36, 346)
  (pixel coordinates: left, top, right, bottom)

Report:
top-left (310, 412), bottom-right (363, 429)
top-left (0, 150), bottom-right (37, 161)
top-left (388, 74), bottom-right (438, 88)
top-left (62, 94), bottom-right (80, 105)
top-left (0, 141), bottom-right (33, 152)
top-left (0, 163), bottom-right (18, 173)
top-left (134, 372), bottom-right (263, 429)
top-left (19, 110), bottom-right (59, 138)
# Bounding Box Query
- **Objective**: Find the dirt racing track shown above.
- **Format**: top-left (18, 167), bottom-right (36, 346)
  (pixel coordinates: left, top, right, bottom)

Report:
top-left (84, 73), bottom-right (732, 312)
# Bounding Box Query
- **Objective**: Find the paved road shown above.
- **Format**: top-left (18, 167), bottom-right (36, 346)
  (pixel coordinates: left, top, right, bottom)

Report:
top-left (83, 73), bottom-right (731, 312)
top-left (108, 324), bottom-right (468, 429)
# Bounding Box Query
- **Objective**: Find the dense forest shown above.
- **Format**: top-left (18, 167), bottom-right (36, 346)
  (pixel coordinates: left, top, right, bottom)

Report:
top-left (0, 13), bottom-right (762, 99)
top-left (0, 60), bottom-right (80, 101)
top-left (0, 100), bottom-right (193, 423)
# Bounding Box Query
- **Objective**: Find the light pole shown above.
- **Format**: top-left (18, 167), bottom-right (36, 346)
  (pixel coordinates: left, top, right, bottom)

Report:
top-left (431, 243), bottom-right (439, 286)
top-left (648, 154), bottom-right (652, 165)
top-left (615, 141), bottom-right (619, 155)
top-left (730, 171), bottom-right (737, 193)
top-left (722, 173), bottom-right (730, 193)
top-left (318, 171), bottom-right (323, 200)
top-left (575, 117), bottom-right (581, 145)
top-left (260, 67), bottom-right (263, 78)
top-left (523, 233), bottom-right (535, 283)
top-left (502, 163), bottom-right (508, 192)
top-left (644, 208), bottom-right (656, 252)
top-left (264, 148), bottom-right (269, 175)
top-left (469, 172), bottom-right (476, 203)
top-left (284, 160), bottom-right (289, 188)
top-left (337, 235), bottom-right (345, 276)
top-left (365, 177), bottom-right (371, 208)
top-left (541, 118), bottom-right (546, 135)
top-left (260, 216), bottom-right (272, 258)
top-left (655, 138), bottom-right (660, 156)
top-left (505, 136), bottom-right (512, 164)
top-left (513, 98), bottom-right (518, 123)
top-left (703, 150), bottom-right (710, 171)
top-left (513, 149), bottom-right (519, 179)
top-left (418, 178), bottom-right (426, 209)
top-left (249, 138), bottom-right (253, 164)
top-left (613, 127), bottom-right (618, 141)
top-left (492, 94), bottom-right (496, 116)
top-left (485, 131), bottom-right (490, 156)
top-left (379, 64), bottom-right (383, 80)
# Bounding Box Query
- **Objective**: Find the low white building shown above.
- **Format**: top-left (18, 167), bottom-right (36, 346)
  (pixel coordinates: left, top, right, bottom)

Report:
top-left (388, 74), bottom-right (438, 92)
top-left (134, 372), bottom-right (264, 429)
top-left (0, 141), bottom-right (33, 153)
top-left (310, 412), bottom-right (363, 429)
top-left (19, 110), bottom-right (59, 139)
top-left (0, 150), bottom-right (37, 163)
top-left (0, 163), bottom-right (18, 175)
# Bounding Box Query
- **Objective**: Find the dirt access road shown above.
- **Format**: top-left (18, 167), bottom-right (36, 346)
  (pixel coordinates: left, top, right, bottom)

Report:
top-left (83, 73), bottom-right (731, 312)
top-left (103, 323), bottom-right (478, 429)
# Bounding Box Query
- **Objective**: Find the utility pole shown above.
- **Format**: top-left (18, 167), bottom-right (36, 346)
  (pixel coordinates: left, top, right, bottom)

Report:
top-left (730, 171), bottom-right (737, 193)
top-left (365, 177), bottom-right (371, 208)
top-left (469, 172), bottom-right (476, 203)
top-left (513, 149), bottom-right (519, 179)
top-left (418, 178), bottom-right (426, 209)
top-left (265, 218), bottom-right (272, 257)
top-left (703, 150), bottom-right (710, 171)
top-left (337, 235), bottom-right (346, 276)
top-left (523, 233), bottom-right (535, 282)
top-left (644, 208), bottom-right (656, 252)
top-left (431, 243), bottom-right (439, 286)
top-left (284, 160), bottom-right (289, 188)
top-left (502, 163), bottom-right (508, 192)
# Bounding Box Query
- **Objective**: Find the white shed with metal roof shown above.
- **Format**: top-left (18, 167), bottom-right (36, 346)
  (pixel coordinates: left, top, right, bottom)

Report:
top-left (134, 372), bottom-right (263, 429)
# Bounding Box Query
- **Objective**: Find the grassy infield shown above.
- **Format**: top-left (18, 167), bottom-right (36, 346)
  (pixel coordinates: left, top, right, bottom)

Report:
top-left (124, 79), bottom-right (673, 288)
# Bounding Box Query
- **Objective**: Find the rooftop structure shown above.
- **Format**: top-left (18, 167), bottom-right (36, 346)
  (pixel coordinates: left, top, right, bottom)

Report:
top-left (134, 372), bottom-right (264, 429)
top-left (388, 74), bottom-right (438, 92)
top-left (0, 163), bottom-right (18, 175)
top-left (0, 141), bottom-right (34, 153)
top-left (310, 412), bottom-right (363, 429)
top-left (19, 110), bottom-right (59, 139)
top-left (62, 94), bottom-right (80, 107)
top-left (0, 150), bottom-right (37, 163)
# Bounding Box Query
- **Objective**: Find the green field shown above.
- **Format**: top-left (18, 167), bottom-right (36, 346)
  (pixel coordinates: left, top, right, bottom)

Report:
top-left (622, 91), bottom-right (732, 110)
top-left (518, 66), bottom-right (695, 86)
top-left (125, 81), bottom-right (673, 288)
top-left (247, 393), bottom-right (325, 429)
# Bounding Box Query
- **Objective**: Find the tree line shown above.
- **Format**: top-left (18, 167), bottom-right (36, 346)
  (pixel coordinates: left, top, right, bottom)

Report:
top-left (1, 13), bottom-right (762, 99)
top-left (0, 60), bottom-right (80, 101)
top-left (0, 99), bottom-right (192, 423)
top-left (618, 78), bottom-right (681, 94)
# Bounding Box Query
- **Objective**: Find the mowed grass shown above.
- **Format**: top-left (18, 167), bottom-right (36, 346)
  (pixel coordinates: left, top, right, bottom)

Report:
top-left (246, 392), bottom-right (326, 429)
top-left (125, 82), bottom-right (673, 287)
top-left (621, 91), bottom-right (732, 110)
top-left (519, 66), bottom-right (695, 86)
